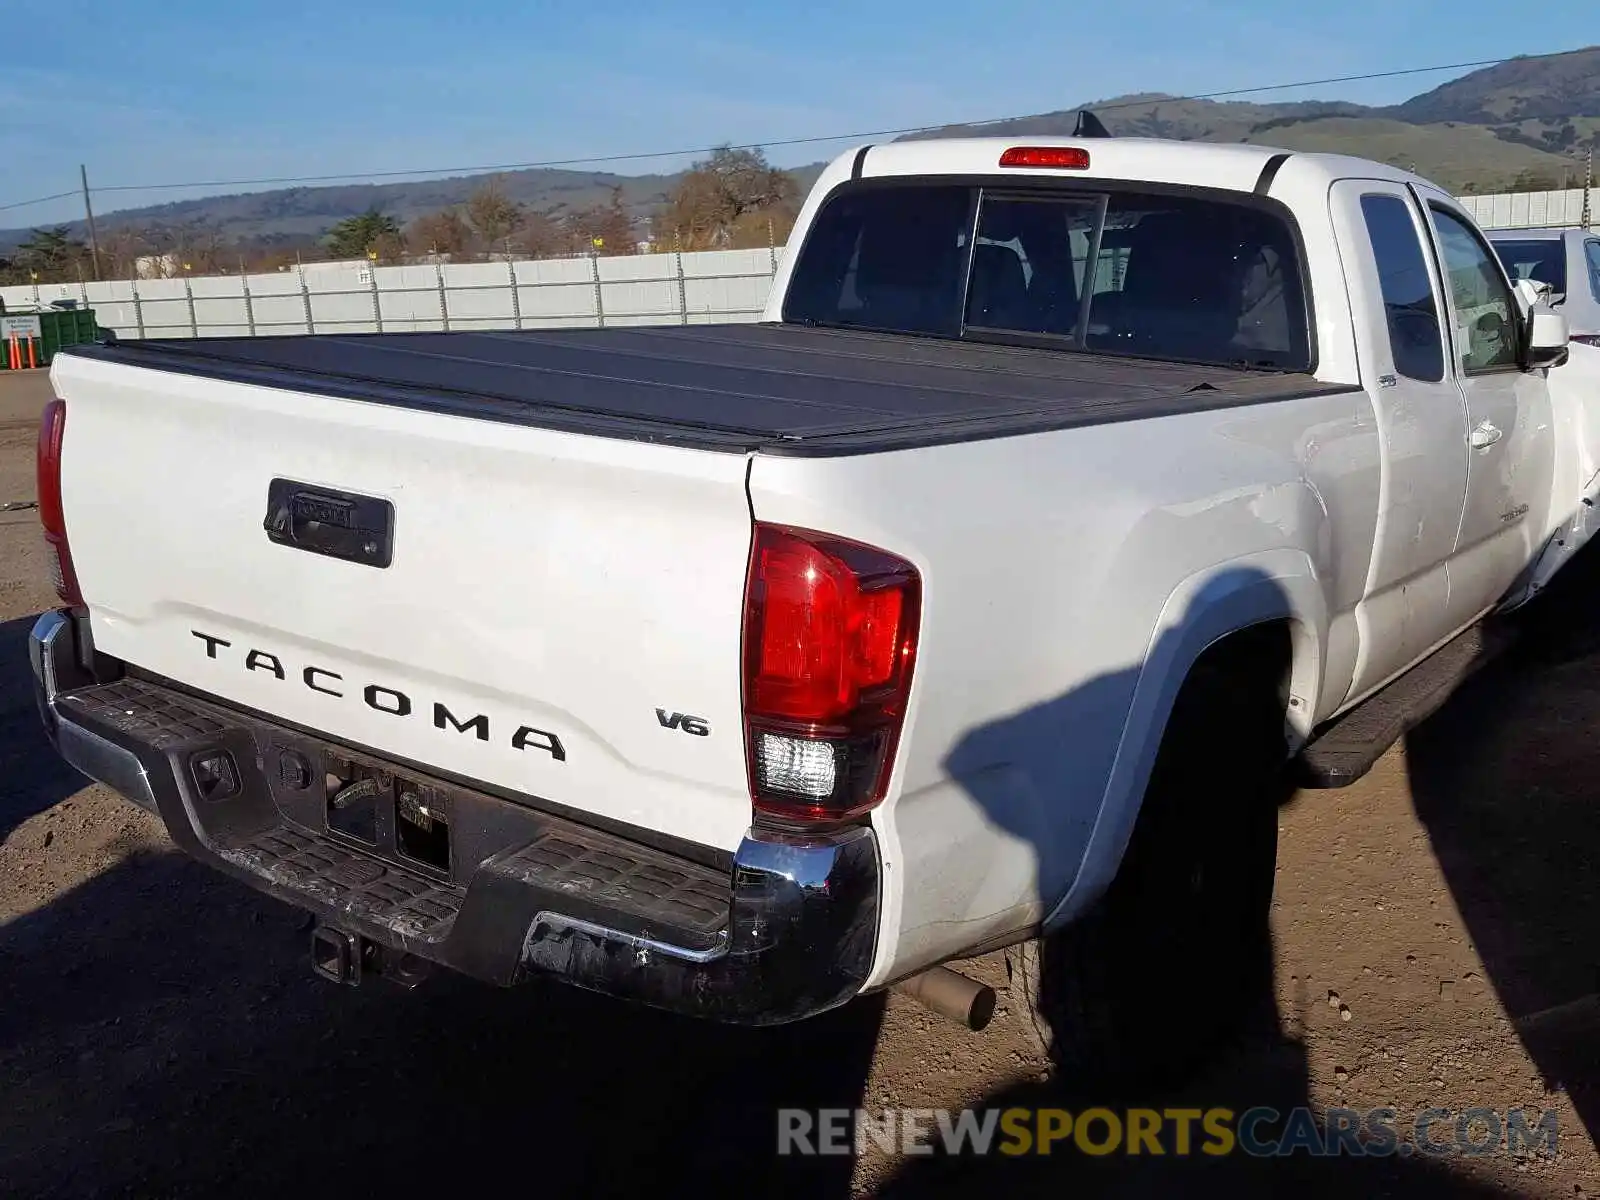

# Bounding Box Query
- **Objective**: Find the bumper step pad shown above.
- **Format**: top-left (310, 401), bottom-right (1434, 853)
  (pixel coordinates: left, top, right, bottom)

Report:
top-left (500, 828), bottom-right (730, 949)
top-left (223, 825), bottom-right (464, 942)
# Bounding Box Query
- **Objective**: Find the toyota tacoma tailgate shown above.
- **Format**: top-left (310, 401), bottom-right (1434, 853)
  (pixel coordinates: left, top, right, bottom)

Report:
top-left (49, 347), bottom-right (756, 853)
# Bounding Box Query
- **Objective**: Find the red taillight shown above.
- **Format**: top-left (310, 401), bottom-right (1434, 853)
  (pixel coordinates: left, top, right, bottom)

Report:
top-left (998, 145), bottom-right (1090, 170)
top-left (36, 398), bottom-right (82, 607)
top-left (743, 523), bottom-right (920, 822)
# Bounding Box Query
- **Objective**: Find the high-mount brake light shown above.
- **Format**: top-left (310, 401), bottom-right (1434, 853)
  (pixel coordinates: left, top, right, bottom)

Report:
top-left (998, 146), bottom-right (1090, 170)
top-left (742, 523), bottom-right (920, 823)
top-left (36, 398), bottom-right (82, 607)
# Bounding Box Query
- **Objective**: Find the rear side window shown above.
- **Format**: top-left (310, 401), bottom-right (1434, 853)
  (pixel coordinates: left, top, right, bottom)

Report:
top-left (1587, 240), bottom-right (1600, 304)
top-left (783, 182), bottom-right (1312, 371)
top-left (782, 185), bottom-right (972, 338)
top-left (1359, 194), bottom-right (1444, 383)
top-left (1492, 238), bottom-right (1567, 296)
top-left (1081, 193), bottom-right (1306, 367)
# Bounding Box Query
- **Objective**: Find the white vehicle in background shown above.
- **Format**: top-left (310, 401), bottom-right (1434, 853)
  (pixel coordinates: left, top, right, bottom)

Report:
top-left (27, 128), bottom-right (1598, 1083)
top-left (1488, 226), bottom-right (1600, 344)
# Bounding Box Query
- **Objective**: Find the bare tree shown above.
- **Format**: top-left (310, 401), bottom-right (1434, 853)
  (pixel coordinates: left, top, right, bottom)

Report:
top-left (95, 226), bottom-right (155, 279)
top-left (728, 206), bottom-right (796, 250)
top-left (407, 210), bottom-right (473, 258)
top-left (241, 241), bottom-right (324, 272)
top-left (465, 176), bottom-right (526, 256)
top-left (518, 210), bottom-right (569, 258)
top-left (142, 218), bottom-right (234, 274)
top-left (655, 146), bottom-right (798, 250)
top-left (567, 187), bottom-right (635, 256)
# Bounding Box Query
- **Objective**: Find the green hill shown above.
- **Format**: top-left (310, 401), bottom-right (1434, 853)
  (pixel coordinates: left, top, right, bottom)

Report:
top-left (1241, 116), bottom-right (1586, 192)
top-left (899, 46), bottom-right (1600, 193)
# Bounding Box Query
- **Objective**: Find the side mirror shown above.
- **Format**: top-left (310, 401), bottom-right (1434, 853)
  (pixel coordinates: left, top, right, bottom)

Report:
top-left (1524, 304), bottom-right (1569, 370)
top-left (1513, 277), bottom-right (1552, 315)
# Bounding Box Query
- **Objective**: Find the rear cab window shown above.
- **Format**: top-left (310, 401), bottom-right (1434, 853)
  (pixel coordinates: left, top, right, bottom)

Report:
top-left (782, 181), bottom-right (1313, 372)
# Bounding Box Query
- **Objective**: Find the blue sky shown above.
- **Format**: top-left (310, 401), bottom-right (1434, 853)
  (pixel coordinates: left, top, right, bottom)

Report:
top-left (1, 1), bottom-right (1591, 226)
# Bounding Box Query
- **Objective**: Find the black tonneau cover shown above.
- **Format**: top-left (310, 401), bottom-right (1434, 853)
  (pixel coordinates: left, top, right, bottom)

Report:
top-left (65, 324), bottom-right (1354, 456)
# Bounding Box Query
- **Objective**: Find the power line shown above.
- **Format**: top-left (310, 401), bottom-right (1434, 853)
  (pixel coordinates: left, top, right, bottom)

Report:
top-left (94, 47), bottom-right (1596, 196)
top-left (90, 53), bottom-right (1543, 195)
top-left (3, 45), bottom-right (1593, 215)
top-left (0, 190), bottom-right (78, 215)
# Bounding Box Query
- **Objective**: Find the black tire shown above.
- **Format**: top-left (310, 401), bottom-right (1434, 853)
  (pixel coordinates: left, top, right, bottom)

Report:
top-left (1010, 653), bottom-right (1287, 1088)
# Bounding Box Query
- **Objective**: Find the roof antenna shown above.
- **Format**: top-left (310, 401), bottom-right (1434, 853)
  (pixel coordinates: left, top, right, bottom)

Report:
top-left (1073, 110), bottom-right (1111, 138)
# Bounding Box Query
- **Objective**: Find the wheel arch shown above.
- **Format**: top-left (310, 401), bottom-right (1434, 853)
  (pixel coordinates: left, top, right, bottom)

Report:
top-left (1040, 552), bottom-right (1325, 933)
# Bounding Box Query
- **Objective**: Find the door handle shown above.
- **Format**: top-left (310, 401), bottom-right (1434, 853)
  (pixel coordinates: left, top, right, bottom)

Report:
top-left (263, 479), bottom-right (394, 568)
top-left (1470, 420), bottom-right (1503, 450)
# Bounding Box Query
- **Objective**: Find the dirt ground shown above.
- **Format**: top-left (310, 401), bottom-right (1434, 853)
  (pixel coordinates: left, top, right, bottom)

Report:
top-left (1, 367), bottom-right (1598, 1198)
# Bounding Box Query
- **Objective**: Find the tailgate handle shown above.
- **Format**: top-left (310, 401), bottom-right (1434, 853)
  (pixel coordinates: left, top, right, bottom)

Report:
top-left (264, 479), bottom-right (394, 568)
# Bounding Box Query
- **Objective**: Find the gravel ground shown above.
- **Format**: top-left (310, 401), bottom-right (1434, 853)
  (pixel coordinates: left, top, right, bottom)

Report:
top-left (1, 368), bottom-right (1597, 1198)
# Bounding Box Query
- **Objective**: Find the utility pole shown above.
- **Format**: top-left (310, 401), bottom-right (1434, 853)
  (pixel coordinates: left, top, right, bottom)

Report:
top-left (1582, 145), bottom-right (1593, 231)
top-left (80, 164), bottom-right (102, 281)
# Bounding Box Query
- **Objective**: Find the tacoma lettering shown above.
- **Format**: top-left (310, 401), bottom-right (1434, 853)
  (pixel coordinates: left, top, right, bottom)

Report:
top-left (194, 632), bottom-right (230, 659)
top-left (303, 667), bottom-right (342, 696)
top-left (512, 726), bottom-right (567, 761)
top-left (434, 703), bottom-right (489, 741)
top-left (246, 650), bottom-right (285, 679)
top-left (189, 628), bottom-right (565, 761)
top-left (364, 684), bottom-right (411, 716)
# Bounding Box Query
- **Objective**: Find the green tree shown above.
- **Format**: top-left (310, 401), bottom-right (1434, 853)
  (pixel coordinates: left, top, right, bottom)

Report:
top-left (14, 226), bottom-right (89, 281)
top-left (326, 208), bottom-right (403, 260)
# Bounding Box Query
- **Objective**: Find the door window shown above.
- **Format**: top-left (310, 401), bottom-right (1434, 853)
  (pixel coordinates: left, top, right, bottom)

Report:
top-left (1585, 240), bottom-right (1600, 305)
top-left (1429, 205), bottom-right (1520, 374)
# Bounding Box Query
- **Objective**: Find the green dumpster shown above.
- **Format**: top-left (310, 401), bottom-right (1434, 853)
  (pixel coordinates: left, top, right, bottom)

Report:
top-left (0, 306), bottom-right (100, 370)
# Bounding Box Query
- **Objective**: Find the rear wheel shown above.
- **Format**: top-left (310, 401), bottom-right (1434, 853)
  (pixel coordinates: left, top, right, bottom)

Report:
top-left (1010, 641), bottom-right (1289, 1087)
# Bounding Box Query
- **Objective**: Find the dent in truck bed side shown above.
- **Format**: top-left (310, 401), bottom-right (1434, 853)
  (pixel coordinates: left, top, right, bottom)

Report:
top-left (62, 325), bottom-right (1359, 456)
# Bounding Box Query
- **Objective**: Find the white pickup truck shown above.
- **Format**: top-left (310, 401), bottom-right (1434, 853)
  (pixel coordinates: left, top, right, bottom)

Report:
top-left (29, 132), bottom-right (1597, 1081)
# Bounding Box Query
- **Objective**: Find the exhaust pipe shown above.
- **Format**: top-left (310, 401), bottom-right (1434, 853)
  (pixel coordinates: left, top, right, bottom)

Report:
top-left (894, 965), bottom-right (997, 1031)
